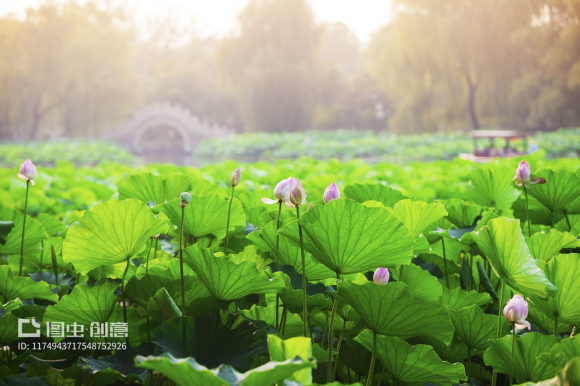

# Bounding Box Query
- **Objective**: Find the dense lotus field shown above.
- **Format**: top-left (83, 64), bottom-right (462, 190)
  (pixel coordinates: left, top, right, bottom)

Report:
top-left (1, 155), bottom-right (580, 386)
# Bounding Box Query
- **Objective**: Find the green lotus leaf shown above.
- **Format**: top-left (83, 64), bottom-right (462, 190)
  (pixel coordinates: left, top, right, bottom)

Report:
top-left (0, 375), bottom-right (48, 386)
top-left (135, 353), bottom-right (316, 386)
top-left (0, 313), bottom-right (32, 344)
top-left (343, 183), bottom-right (407, 207)
top-left (469, 217), bottom-right (557, 299)
top-left (0, 220), bottom-right (14, 246)
top-left (465, 167), bottom-right (518, 213)
top-left (527, 170), bottom-right (580, 212)
top-left (279, 199), bottom-right (415, 274)
top-left (391, 199), bottom-right (448, 238)
top-left (537, 337), bottom-right (580, 368)
top-left (274, 271), bottom-right (332, 313)
top-left (512, 194), bottom-right (563, 227)
top-left (310, 307), bottom-right (359, 333)
top-left (334, 281), bottom-right (453, 343)
top-left (118, 173), bottom-right (192, 206)
top-left (0, 208), bottom-right (48, 256)
top-left (228, 245), bottom-right (273, 270)
top-left (422, 334), bottom-right (470, 363)
top-left (183, 244), bottom-right (284, 302)
top-left (62, 199), bottom-right (169, 275)
top-left (398, 263), bottom-right (443, 302)
top-left (450, 304), bottom-right (501, 350)
top-left (157, 195), bottom-right (245, 240)
top-left (0, 266), bottom-right (57, 303)
top-left (152, 313), bottom-right (262, 371)
top-left (525, 229), bottom-right (580, 262)
top-left (528, 254), bottom-right (580, 326)
top-left (267, 335), bottom-right (312, 385)
top-left (246, 219), bottom-right (335, 280)
top-left (444, 199), bottom-right (483, 228)
top-left (527, 306), bottom-right (574, 335)
top-left (34, 214), bottom-right (66, 237)
top-left (78, 346), bottom-right (152, 383)
top-left (439, 287), bottom-right (492, 310)
top-left (239, 305), bottom-right (303, 338)
top-left (355, 329), bottom-right (466, 385)
top-left (147, 288), bottom-right (182, 323)
top-left (483, 332), bottom-right (559, 383)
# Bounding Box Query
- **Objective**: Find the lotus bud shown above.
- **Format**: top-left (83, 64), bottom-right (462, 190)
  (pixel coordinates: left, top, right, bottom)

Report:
top-left (289, 179), bottom-right (307, 207)
top-left (180, 192), bottom-right (191, 205)
top-left (17, 159), bottom-right (37, 185)
top-left (230, 168), bottom-right (241, 186)
top-left (262, 177), bottom-right (296, 205)
top-left (373, 268), bottom-right (389, 285)
top-left (514, 161), bottom-right (546, 188)
top-left (323, 182), bottom-right (340, 204)
top-left (503, 294), bottom-right (531, 330)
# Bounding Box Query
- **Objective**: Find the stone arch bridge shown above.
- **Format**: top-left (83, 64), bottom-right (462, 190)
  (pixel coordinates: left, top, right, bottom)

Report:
top-left (101, 103), bottom-right (233, 165)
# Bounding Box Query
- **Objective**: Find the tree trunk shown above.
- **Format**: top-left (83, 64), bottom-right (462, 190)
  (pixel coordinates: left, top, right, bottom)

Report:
top-left (465, 72), bottom-right (480, 130)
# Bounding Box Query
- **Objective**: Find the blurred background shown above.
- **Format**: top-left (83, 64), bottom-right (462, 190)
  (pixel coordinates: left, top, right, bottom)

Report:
top-left (0, 0), bottom-right (579, 164)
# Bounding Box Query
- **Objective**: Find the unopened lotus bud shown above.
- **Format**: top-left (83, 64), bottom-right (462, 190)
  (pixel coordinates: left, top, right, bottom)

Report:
top-left (180, 192), bottom-right (192, 204)
top-left (373, 268), bottom-right (389, 285)
top-left (515, 161), bottom-right (531, 184)
top-left (261, 177), bottom-right (296, 205)
top-left (503, 294), bottom-right (531, 330)
top-left (17, 159), bottom-right (37, 185)
top-left (289, 179), bottom-right (307, 207)
top-left (323, 182), bottom-right (340, 204)
top-left (230, 168), bottom-right (241, 186)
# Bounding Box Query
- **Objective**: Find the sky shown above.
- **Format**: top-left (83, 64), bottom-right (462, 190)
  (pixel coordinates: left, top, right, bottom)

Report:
top-left (0, 0), bottom-right (393, 44)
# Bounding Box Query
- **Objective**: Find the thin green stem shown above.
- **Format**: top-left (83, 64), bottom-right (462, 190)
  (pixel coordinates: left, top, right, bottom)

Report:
top-left (366, 331), bottom-right (377, 386)
top-left (296, 206), bottom-right (308, 338)
top-left (153, 238), bottom-right (159, 260)
top-left (179, 206), bottom-right (186, 317)
top-left (121, 257), bottom-right (131, 345)
top-left (510, 323), bottom-right (515, 385)
top-left (332, 318), bottom-right (346, 380)
top-left (19, 180), bottom-right (30, 276)
top-left (275, 200), bottom-right (282, 330)
top-left (327, 298), bottom-right (338, 383)
top-left (564, 211), bottom-right (572, 232)
top-left (522, 186), bottom-right (531, 237)
top-left (224, 186), bottom-right (235, 256)
top-left (441, 238), bottom-right (449, 288)
top-left (492, 277), bottom-right (506, 386)
top-left (467, 347), bottom-right (471, 380)
top-left (550, 209), bottom-right (555, 229)
top-left (145, 238), bottom-right (153, 277)
top-left (469, 245), bottom-right (475, 291)
top-left (51, 245), bottom-right (59, 289)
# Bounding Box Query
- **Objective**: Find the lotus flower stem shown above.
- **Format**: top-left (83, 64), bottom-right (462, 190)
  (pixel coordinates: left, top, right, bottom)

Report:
top-left (332, 318), bottom-right (346, 379)
top-left (510, 323), bottom-right (515, 385)
top-left (563, 212), bottom-right (572, 231)
top-left (321, 310), bottom-right (329, 349)
top-left (327, 298), bottom-right (338, 382)
top-left (179, 206), bottom-right (186, 317)
top-left (281, 306), bottom-right (288, 335)
top-left (121, 257), bottom-right (131, 345)
top-left (153, 238), bottom-right (159, 260)
top-left (224, 186), bottom-right (235, 256)
top-left (365, 330), bottom-right (377, 386)
top-left (466, 347), bottom-right (471, 380)
top-left (522, 187), bottom-right (532, 237)
top-left (275, 200), bottom-right (282, 330)
top-left (19, 180), bottom-right (30, 276)
top-left (496, 278), bottom-right (505, 339)
top-left (145, 238), bottom-right (153, 277)
top-left (296, 206), bottom-right (308, 337)
top-left (50, 245), bottom-right (59, 289)
top-left (469, 246), bottom-right (475, 291)
top-left (441, 238), bottom-right (449, 288)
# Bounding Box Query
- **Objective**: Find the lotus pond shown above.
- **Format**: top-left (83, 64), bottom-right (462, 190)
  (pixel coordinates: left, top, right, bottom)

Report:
top-left (1, 155), bottom-right (580, 386)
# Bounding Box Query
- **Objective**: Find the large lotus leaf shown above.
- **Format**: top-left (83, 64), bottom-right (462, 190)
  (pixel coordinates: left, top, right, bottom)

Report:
top-left (439, 287), bottom-right (492, 310)
top-left (152, 313), bottom-right (262, 371)
top-left (334, 281), bottom-right (453, 343)
top-left (422, 334), bottom-right (470, 363)
top-left (34, 214), bottom-right (66, 237)
top-left (279, 199), bottom-right (415, 274)
top-left (0, 266), bottom-right (57, 303)
top-left (183, 244), bottom-right (284, 302)
top-left (355, 329), bottom-right (466, 385)
top-left (246, 219), bottom-right (335, 281)
top-left (537, 337), bottom-right (580, 368)
top-left (343, 183), bottom-right (407, 208)
top-left (62, 199), bottom-right (169, 275)
top-left (240, 305), bottom-right (303, 338)
top-left (525, 229), bottom-right (580, 262)
top-left (0, 376), bottom-right (48, 386)
top-left (147, 288), bottom-right (182, 324)
top-left (310, 307), bottom-right (359, 333)
top-left (135, 354), bottom-right (315, 386)
top-left (78, 345), bottom-right (153, 383)
top-left (512, 194), bottom-right (563, 227)
top-left (444, 199), bottom-right (483, 229)
top-left (469, 217), bottom-right (557, 299)
top-left (0, 208), bottom-right (48, 256)
top-left (450, 305), bottom-right (500, 350)
top-left (398, 263), bottom-right (443, 302)
top-left (157, 195), bottom-right (245, 240)
top-left (527, 170), bottom-right (580, 212)
top-left (118, 173), bottom-right (192, 206)
top-left (528, 254), bottom-right (580, 326)
top-left (465, 167), bottom-right (518, 213)
top-left (484, 332), bottom-right (559, 383)
top-left (0, 313), bottom-right (34, 344)
top-left (43, 282), bottom-right (119, 343)
top-left (391, 199), bottom-right (448, 238)
top-left (228, 245), bottom-right (273, 270)
top-left (267, 335), bottom-right (312, 385)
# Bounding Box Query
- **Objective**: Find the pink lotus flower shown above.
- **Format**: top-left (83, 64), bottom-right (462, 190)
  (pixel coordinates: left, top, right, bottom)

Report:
top-left (323, 182), bottom-right (340, 204)
top-left (503, 294), bottom-right (531, 331)
top-left (287, 179), bottom-right (307, 208)
top-left (230, 168), bottom-right (241, 186)
top-left (514, 161), bottom-right (546, 189)
top-left (262, 177), bottom-right (296, 205)
top-left (373, 268), bottom-right (389, 285)
top-left (17, 159), bottom-right (36, 185)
